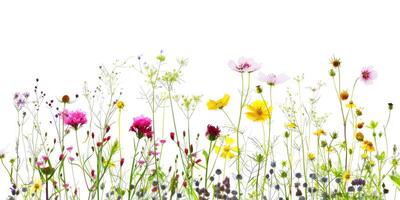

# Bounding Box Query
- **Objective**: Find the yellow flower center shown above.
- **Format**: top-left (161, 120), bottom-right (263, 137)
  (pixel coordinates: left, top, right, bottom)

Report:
top-left (223, 145), bottom-right (231, 152)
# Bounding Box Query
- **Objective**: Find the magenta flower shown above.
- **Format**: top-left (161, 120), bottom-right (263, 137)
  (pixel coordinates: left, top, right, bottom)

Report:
top-left (129, 115), bottom-right (153, 139)
top-left (62, 109), bottom-right (87, 130)
top-left (258, 72), bottom-right (289, 86)
top-left (360, 66), bottom-right (377, 84)
top-left (228, 57), bottom-right (261, 73)
top-left (205, 124), bottom-right (221, 141)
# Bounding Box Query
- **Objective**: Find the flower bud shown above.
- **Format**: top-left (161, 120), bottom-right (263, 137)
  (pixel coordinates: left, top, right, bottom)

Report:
top-left (388, 103), bottom-right (394, 110)
top-left (256, 85), bottom-right (263, 93)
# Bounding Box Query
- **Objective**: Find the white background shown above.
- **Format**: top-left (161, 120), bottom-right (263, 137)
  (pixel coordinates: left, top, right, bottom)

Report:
top-left (1, 0), bottom-right (400, 198)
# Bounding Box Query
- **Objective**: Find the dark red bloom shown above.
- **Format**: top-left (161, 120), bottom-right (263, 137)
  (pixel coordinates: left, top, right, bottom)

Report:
top-left (170, 132), bottom-right (175, 141)
top-left (205, 124), bottom-right (221, 141)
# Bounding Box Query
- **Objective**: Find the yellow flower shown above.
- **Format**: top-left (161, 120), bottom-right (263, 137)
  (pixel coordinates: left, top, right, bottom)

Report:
top-left (116, 100), bottom-right (125, 109)
top-left (214, 137), bottom-right (238, 160)
top-left (246, 100), bottom-right (272, 122)
top-left (30, 179), bottom-right (42, 193)
top-left (103, 160), bottom-right (116, 169)
top-left (207, 94), bottom-right (230, 110)
top-left (327, 146), bottom-right (334, 153)
top-left (285, 122), bottom-right (297, 129)
top-left (362, 140), bottom-right (375, 152)
top-left (343, 171), bottom-right (351, 182)
top-left (308, 153), bottom-right (315, 161)
top-left (313, 129), bottom-right (326, 137)
top-left (346, 100), bottom-right (356, 109)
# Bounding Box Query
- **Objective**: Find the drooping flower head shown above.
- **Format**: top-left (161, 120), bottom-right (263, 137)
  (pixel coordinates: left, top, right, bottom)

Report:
top-left (228, 57), bottom-right (261, 73)
top-left (205, 124), bottom-right (221, 141)
top-left (214, 137), bottom-right (238, 159)
top-left (207, 94), bottom-right (230, 110)
top-left (258, 72), bottom-right (289, 86)
top-left (129, 115), bottom-right (153, 139)
top-left (246, 100), bottom-right (272, 122)
top-left (360, 66), bottom-right (377, 84)
top-left (62, 109), bottom-right (87, 130)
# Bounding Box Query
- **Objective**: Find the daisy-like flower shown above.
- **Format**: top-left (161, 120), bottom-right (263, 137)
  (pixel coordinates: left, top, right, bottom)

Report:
top-left (246, 100), bottom-right (272, 122)
top-left (30, 178), bottom-right (42, 193)
top-left (346, 100), bottom-right (356, 109)
top-left (313, 129), bottom-right (326, 137)
top-left (207, 94), bottom-right (230, 110)
top-left (362, 140), bottom-right (375, 152)
top-left (360, 66), bottom-right (377, 84)
top-left (228, 57), bottom-right (261, 73)
top-left (129, 115), bottom-right (153, 139)
top-left (62, 109), bottom-right (88, 130)
top-left (214, 137), bottom-right (238, 159)
top-left (330, 56), bottom-right (341, 68)
top-left (343, 171), bottom-right (351, 182)
top-left (258, 72), bottom-right (289, 86)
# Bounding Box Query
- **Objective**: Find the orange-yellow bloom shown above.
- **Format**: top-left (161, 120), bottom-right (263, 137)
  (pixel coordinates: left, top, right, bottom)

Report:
top-left (246, 100), bottom-right (272, 122)
top-left (362, 140), bottom-right (375, 152)
top-left (313, 129), bottom-right (326, 137)
top-left (207, 94), bottom-right (230, 110)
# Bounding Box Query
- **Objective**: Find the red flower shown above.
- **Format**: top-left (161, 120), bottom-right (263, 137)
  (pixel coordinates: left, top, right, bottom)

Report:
top-left (205, 124), bottom-right (221, 141)
top-left (170, 132), bottom-right (175, 141)
top-left (129, 115), bottom-right (153, 139)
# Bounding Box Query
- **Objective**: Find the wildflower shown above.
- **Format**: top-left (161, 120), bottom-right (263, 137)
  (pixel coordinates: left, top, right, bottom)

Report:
top-left (339, 90), bottom-right (349, 100)
top-left (66, 146), bottom-right (73, 152)
top-left (61, 95), bottom-right (70, 104)
top-left (214, 137), bottom-right (239, 159)
top-left (308, 153), bottom-right (315, 161)
top-left (160, 139), bottom-right (166, 144)
top-left (116, 100), bottom-right (125, 109)
top-left (0, 148), bottom-right (5, 159)
top-left (30, 179), bottom-right (42, 193)
top-left (346, 100), bottom-right (356, 109)
top-left (313, 129), bottom-right (326, 137)
top-left (129, 115), bottom-right (153, 139)
top-left (355, 108), bottom-right (362, 116)
top-left (355, 132), bottom-right (364, 142)
top-left (360, 66), bottom-right (377, 84)
top-left (285, 122), bottom-right (297, 129)
top-left (205, 124), bottom-right (221, 141)
top-left (362, 140), bottom-right (375, 152)
top-left (170, 132), bottom-right (175, 141)
top-left (246, 100), bottom-right (272, 122)
top-left (138, 160), bottom-right (145, 166)
top-left (256, 85), bottom-right (263, 93)
top-left (156, 54), bottom-right (166, 62)
top-left (258, 72), bottom-right (289, 86)
top-left (13, 92), bottom-right (29, 110)
top-left (228, 57), bottom-right (261, 73)
top-left (343, 171), bottom-right (351, 182)
top-left (356, 122), bottom-right (364, 129)
top-left (207, 94), bottom-right (230, 110)
top-left (62, 109), bottom-right (88, 130)
top-left (330, 56), bottom-right (341, 68)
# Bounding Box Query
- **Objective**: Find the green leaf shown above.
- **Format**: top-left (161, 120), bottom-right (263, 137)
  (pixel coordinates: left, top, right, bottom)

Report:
top-left (202, 150), bottom-right (209, 160)
top-left (111, 140), bottom-right (120, 155)
top-left (390, 175), bottom-right (400, 189)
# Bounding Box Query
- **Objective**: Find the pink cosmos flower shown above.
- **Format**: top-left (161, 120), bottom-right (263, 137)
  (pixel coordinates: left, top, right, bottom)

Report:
top-left (228, 57), bottom-right (261, 73)
top-left (62, 109), bottom-right (87, 130)
top-left (129, 115), bottom-right (153, 139)
top-left (258, 72), bottom-right (289, 86)
top-left (360, 66), bottom-right (377, 84)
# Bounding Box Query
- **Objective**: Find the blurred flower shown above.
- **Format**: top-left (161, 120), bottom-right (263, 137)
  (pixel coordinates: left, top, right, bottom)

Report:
top-left (116, 100), bottom-right (125, 109)
top-left (308, 153), bottom-right (315, 161)
top-left (313, 129), bottom-right (326, 137)
top-left (360, 66), bottom-right (377, 84)
top-left (30, 179), bottom-right (42, 193)
top-left (346, 100), bottom-right (356, 109)
top-left (343, 171), bottom-right (351, 182)
top-left (330, 56), bottom-right (341, 68)
top-left (61, 95), bottom-right (70, 104)
top-left (339, 90), bottom-right (349, 100)
top-left (207, 94), bottom-right (230, 110)
top-left (228, 57), bottom-right (261, 73)
top-left (205, 124), bottom-right (221, 141)
top-left (362, 140), bottom-right (375, 152)
top-left (13, 92), bottom-right (29, 110)
top-left (355, 132), bottom-right (364, 142)
top-left (214, 137), bottom-right (238, 159)
top-left (129, 115), bottom-right (153, 139)
top-left (258, 72), bottom-right (289, 86)
top-left (285, 122), bottom-right (297, 129)
top-left (62, 109), bottom-right (87, 130)
top-left (246, 100), bottom-right (272, 122)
